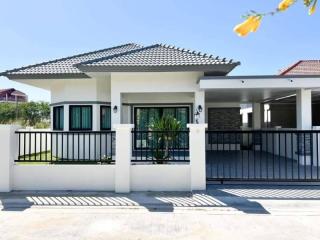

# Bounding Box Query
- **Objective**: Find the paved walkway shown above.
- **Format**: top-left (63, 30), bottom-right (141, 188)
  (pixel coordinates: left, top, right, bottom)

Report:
top-left (1, 185), bottom-right (320, 239)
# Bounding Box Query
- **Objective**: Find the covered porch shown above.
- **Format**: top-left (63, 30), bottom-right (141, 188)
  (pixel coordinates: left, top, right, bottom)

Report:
top-left (200, 75), bottom-right (320, 182)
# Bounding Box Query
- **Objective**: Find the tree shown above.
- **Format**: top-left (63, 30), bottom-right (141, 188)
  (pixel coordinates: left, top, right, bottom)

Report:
top-left (234, 0), bottom-right (317, 37)
top-left (21, 102), bottom-right (42, 126)
top-left (0, 101), bottom-right (50, 127)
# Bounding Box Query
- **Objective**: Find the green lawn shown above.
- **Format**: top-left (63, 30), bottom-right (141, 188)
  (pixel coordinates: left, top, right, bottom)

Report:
top-left (17, 151), bottom-right (58, 164)
top-left (17, 151), bottom-right (114, 165)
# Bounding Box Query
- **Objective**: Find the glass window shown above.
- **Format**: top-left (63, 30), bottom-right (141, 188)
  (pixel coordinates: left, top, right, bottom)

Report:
top-left (100, 106), bottom-right (111, 130)
top-left (134, 107), bottom-right (189, 130)
top-left (69, 105), bottom-right (92, 130)
top-left (53, 106), bottom-right (64, 130)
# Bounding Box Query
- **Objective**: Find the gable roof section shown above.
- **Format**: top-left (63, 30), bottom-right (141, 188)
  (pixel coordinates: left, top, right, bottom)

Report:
top-left (0, 88), bottom-right (27, 97)
top-left (77, 44), bottom-right (239, 73)
top-left (1, 43), bottom-right (240, 79)
top-left (1, 43), bottom-right (142, 79)
top-left (279, 60), bottom-right (320, 75)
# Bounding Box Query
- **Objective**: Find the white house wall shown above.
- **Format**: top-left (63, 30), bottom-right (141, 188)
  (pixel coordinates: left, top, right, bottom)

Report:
top-left (50, 77), bottom-right (111, 103)
top-left (110, 72), bottom-right (205, 124)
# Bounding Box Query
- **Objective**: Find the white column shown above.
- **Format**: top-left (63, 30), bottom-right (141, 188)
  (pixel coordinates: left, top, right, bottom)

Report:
top-left (194, 91), bottom-right (205, 124)
top-left (50, 106), bottom-right (54, 130)
top-left (187, 123), bottom-right (207, 191)
top-left (0, 125), bottom-right (20, 192)
top-left (111, 91), bottom-right (121, 127)
top-left (252, 103), bottom-right (262, 129)
top-left (92, 104), bottom-right (99, 131)
top-left (296, 89), bottom-right (312, 130)
top-left (63, 104), bottom-right (69, 131)
top-left (114, 124), bottom-right (134, 193)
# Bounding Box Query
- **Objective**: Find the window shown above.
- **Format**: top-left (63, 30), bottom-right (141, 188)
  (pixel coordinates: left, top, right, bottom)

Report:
top-left (100, 106), bottom-right (111, 130)
top-left (53, 106), bottom-right (64, 130)
top-left (69, 105), bottom-right (92, 130)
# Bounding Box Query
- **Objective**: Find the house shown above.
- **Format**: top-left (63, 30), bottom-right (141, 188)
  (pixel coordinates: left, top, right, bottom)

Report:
top-left (0, 43), bottom-right (240, 131)
top-left (0, 88), bottom-right (27, 103)
top-left (1, 43), bottom-right (320, 191)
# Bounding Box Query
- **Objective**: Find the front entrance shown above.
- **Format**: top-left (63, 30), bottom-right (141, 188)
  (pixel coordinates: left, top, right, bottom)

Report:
top-left (133, 106), bottom-right (190, 148)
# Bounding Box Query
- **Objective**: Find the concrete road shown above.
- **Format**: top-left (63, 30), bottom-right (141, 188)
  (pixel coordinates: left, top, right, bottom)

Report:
top-left (1, 185), bottom-right (320, 240)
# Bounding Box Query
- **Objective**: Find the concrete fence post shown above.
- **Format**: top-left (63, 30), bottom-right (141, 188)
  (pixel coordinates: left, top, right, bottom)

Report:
top-left (187, 124), bottom-right (207, 191)
top-left (114, 124), bottom-right (134, 193)
top-left (0, 125), bottom-right (20, 192)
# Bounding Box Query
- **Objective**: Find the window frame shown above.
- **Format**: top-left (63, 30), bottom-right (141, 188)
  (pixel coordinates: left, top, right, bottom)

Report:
top-left (69, 105), bottom-right (93, 131)
top-left (133, 106), bottom-right (190, 130)
top-left (100, 105), bottom-right (111, 130)
top-left (53, 106), bottom-right (64, 130)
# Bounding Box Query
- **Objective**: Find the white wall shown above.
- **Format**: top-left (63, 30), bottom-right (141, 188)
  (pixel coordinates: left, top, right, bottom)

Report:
top-left (130, 165), bottom-right (190, 191)
top-left (111, 72), bottom-right (204, 124)
top-left (13, 165), bottom-right (115, 191)
top-left (51, 76), bottom-right (111, 103)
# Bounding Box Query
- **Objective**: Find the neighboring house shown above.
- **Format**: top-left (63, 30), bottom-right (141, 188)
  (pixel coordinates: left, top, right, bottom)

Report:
top-left (279, 60), bottom-right (320, 75)
top-left (268, 60), bottom-right (320, 128)
top-left (0, 88), bottom-right (27, 103)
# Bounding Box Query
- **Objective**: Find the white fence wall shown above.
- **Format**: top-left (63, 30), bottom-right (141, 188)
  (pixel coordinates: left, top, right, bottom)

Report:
top-left (13, 165), bottom-right (115, 191)
top-left (0, 124), bottom-right (206, 192)
top-left (131, 165), bottom-right (190, 191)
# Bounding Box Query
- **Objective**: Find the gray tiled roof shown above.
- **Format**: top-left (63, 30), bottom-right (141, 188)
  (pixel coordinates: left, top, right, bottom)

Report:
top-left (78, 44), bottom-right (239, 72)
top-left (1, 43), bottom-right (239, 79)
top-left (1, 43), bottom-right (142, 79)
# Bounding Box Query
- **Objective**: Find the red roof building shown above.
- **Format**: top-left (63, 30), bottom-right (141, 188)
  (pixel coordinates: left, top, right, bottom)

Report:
top-left (279, 60), bottom-right (320, 75)
top-left (0, 88), bottom-right (28, 103)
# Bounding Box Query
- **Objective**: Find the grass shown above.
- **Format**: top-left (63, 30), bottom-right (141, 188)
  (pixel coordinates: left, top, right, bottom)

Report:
top-left (17, 151), bottom-right (114, 165)
top-left (17, 151), bottom-right (58, 165)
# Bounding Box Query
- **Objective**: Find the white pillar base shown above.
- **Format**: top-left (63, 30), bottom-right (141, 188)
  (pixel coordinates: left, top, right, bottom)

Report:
top-left (114, 124), bottom-right (134, 193)
top-left (187, 124), bottom-right (207, 191)
top-left (0, 125), bottom-right (20, 192)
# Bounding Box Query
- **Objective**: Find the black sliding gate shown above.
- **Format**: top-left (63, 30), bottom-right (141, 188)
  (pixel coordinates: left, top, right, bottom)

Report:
top-left (206, 130), bottom-right (320, 182)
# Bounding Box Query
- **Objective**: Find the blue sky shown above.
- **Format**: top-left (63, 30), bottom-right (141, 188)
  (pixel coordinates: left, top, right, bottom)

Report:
top-left (0, 0), bottom-right (319, 102)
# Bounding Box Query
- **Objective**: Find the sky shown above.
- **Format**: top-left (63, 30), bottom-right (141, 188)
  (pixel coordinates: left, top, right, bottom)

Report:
top-left (0, 0), bottom-right (319, 102)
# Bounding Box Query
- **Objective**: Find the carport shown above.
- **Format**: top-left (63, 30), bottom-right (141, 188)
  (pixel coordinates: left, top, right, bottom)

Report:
top-left (199, 75), bottom-right (320, 182)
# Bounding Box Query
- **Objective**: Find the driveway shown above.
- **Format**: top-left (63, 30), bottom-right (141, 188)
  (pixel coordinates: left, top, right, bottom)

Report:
top-left (1, 185), bottom-right (320, 240)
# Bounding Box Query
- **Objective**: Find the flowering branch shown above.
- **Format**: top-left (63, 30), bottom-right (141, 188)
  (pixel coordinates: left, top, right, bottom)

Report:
top-left (234, 0), bottom-right (317, 37)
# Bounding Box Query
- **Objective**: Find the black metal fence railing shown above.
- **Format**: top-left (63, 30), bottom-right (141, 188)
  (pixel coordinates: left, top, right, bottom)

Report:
top-left (131, 130), bottom-right (190, 164)
top-left (15, 131), bottom-right (116, 164)
top-left (206, 130), bottom-right (320, 182)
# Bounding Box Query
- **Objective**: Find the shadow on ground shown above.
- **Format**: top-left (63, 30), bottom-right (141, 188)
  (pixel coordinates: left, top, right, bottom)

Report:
top-left (1, 185), bottom-right (320, 214)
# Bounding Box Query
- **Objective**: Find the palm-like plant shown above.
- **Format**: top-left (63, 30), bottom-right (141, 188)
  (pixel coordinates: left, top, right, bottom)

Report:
top-left (149, 115), bottom-right (182, 163)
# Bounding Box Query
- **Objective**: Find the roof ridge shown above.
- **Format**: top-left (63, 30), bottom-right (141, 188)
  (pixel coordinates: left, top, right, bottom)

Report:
top-left (156, 43), bottom-right (237, 64)
top-left (79, 43), bottom-right (239, 66)
top-left (0, 43), bottom-right (142, 76)
top-left (77, 44), bottom-right (160, 66)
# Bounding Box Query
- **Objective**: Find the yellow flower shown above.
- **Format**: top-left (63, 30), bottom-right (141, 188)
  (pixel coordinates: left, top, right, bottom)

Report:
top-left (278, 0), bottom-right (295, 11)
top-left (309, 3), bottom-right (317, 15)
top-left (233, 16), bottom-right (262, 37)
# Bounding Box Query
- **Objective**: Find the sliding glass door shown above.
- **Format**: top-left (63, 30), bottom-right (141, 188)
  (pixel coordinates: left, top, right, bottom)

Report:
top-left (134, 106), bottom-right (189, 130)
top-left (133, 106), bottom-right (190, 149)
